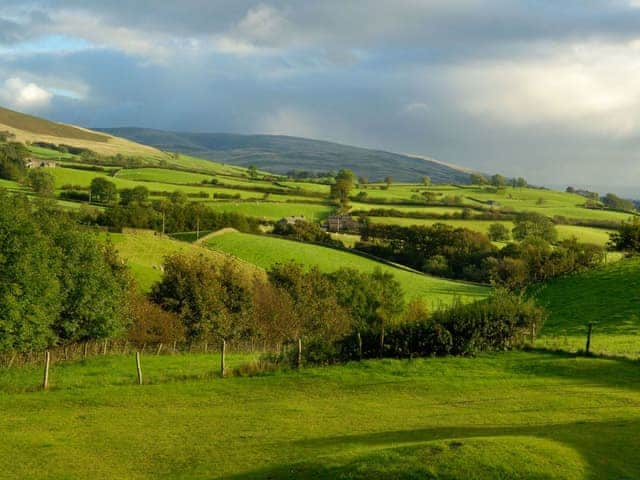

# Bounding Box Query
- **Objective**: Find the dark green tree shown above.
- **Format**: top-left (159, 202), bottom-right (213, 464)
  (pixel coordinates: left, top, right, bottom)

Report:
top-left (90, 177), bottom-right (118, 204)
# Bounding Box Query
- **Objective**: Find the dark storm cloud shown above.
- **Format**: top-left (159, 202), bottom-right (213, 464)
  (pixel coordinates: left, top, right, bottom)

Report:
top-left (2, 0), bottom-right (640, 188)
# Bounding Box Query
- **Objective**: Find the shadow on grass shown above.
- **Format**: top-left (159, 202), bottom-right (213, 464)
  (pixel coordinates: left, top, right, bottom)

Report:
top-left (511, 347), bottom-right (640, 391)
top-left (222, 419), bottom-right (640, 480)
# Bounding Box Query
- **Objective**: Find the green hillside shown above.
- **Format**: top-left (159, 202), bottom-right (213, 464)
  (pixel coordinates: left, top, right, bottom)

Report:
top-left (204, 231), bottom-right (489, 306)
top-left (0, 351), bottom-right (638, 478)
top-left (534, 257), bottom-right (640, 358)
top-left (97, 127), bottom-right (473, 183)
top-left (104, 231), bottom-right (263, 292)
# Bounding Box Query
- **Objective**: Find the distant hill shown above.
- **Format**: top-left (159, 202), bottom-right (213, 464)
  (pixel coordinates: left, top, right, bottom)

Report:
top-left (96, 127), bottom-right (472, 183)
top-left (0, 106), bottom-right (167, 160)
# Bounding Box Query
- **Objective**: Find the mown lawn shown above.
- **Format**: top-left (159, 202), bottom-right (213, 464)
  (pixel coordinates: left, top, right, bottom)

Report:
top-left (0, 351), bottom-right (638, 479)
top-left (533, 257), bottom-right (640, 358)
top-left (205, 231), bottom-right (489, 305)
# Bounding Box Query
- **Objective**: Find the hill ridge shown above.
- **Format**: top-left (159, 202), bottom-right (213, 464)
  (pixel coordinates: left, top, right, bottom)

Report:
top-left (96, 126), bottom-right (472, 183)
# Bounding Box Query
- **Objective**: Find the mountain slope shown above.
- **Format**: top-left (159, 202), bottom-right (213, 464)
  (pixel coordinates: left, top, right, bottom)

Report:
top-left (0, 106), bottom-right (167, 160)
top-left (97, 127), bottom-right (472, 183)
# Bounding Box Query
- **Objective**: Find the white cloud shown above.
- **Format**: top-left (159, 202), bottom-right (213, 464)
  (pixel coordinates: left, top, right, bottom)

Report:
top-left (447, 39), bottom-right (640, 137)
top-left (0, 77), bottom-right (53, 109)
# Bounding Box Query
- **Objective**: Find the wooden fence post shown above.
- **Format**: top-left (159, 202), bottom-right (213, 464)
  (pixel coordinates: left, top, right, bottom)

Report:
top-left (585, 323), bottom-right (593, 355)
top-left (156, 343), bottom-right (163, 355)
top-left (357, 332), bottom-right (363, 361)
top-left (43, 351), bottom-right (51, 390)
top-left (297, 338), bottom-right (302, 369)
top-left (83, 342), bottom-right (88, 359)
top-left (102, 339), bottom-right (108, 355)
top-left (220, 339), bottom-right (226, 377)
top-left (531, 322), bottom-right (537, 344)
top-left (136, 352), bottom-right (143, 385)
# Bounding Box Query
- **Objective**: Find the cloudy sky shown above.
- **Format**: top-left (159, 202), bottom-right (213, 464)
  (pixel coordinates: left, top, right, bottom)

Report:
top-left (2, 1), bottom-right (640, 189)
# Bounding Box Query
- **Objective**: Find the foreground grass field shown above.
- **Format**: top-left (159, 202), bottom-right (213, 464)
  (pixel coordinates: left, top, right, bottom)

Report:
top-left (205, 231), bottom-right (489, 305)
top-left (0, 350), bottom-right (638, 479)
top-left (534, 257), bottom-right (640, 358)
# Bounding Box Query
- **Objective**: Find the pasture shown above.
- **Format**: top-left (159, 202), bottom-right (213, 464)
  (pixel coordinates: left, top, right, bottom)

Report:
top-left (103, 231), bottom-right (262, 292)
top-left (204, 231), bottom-right (489, 305)
top-left (534, 257), bottom-right (640, 359)
top-left (367, 217), bottom-right (613, 247)
top-left (203, 201), bottom-right (334, 221)
top-left (0, 351), bottom-right (638, 479)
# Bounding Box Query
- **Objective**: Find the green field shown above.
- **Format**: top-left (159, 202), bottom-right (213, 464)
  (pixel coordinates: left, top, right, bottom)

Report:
top-left (351, 185), bottom-right (633, 223)
top-left (204, 201), bottom-right (334, 221)
top-left (205, 231), bottom-right (489, 305)
top-left (104, 231), bottom-right (262, 292)
top-left (368, 218), bottom-right (614, 247)
top-left (0, 351), bottom-right (638, 478)
top-left (534, 257), bottom-right (640, 358)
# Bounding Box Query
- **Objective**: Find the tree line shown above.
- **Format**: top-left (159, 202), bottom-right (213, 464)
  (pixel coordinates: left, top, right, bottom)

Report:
top-left (357, 212), bottom-right (605, 288)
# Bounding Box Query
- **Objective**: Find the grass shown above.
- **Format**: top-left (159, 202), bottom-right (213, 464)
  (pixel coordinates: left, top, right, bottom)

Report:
top-left (368, 218), bottom-right (613, 247)
top-left (205, 231), bottom-right (489, 305)
top-left (533, 256), bottom-right (640, 358)
top-left (203, 201), bottom-right (334, 221)
top-left (352, 185), bottom-right (633, 223)
top-left (0, 350), bottom-right (639, 478)
top-left (103, 230), bottom-right (262, 292)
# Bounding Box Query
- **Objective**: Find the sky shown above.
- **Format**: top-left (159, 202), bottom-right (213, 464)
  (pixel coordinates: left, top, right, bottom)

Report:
top-left (2, 1), bottom-right (640, 190)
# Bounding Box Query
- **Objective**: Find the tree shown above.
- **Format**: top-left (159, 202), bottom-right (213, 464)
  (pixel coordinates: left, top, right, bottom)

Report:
top-left (609, 217), bottom-right (640, 252)
top-left (491, 174), bottom-right (507, 188)
top-left (0, 142), bottom-right (28, 180)
top-left (516, 177), bottom-right (527, 188)
top-left (120, 186), bottom-right (149, 205)
top-left (470, 173), bottom-right (488, 185)
top-left (488, 223), bottom-right (510, 242)
top-left (0, 192), bottom-right (131, 351)
top-left (512, 212), bottom-right (558, 243)
top-left (602, 193), bottom-right (635, 212)
top-left (384, 176), bottom-right (394, 186)
top-left (151, 254), bottom-right (226, 341)
top-left (247, 165), bottom-right (258, 179)
top-left (330, 169), bottom-right (356, 205)
top-left (358, 176), bottom-right (368, 186)
top-left (90, 177), bottom-right (118, 204)
top-left (422, 176), bottom-right (431, 188)
top-left (27, 169), bottom-right (55, 197)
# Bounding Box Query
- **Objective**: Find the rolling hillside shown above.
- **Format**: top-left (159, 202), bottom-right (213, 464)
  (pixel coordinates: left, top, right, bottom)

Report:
top-left (0, 106), bottom-right (166, 160)
top-left (204, 230), bottom-right (489, 305)
top-left (533, 257), bottom-right (640, 358)
top-left (97, 127), bottom-right (472, 183)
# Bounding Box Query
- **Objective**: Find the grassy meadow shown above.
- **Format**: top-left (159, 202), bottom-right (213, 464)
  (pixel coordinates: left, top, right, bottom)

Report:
top-left (0, 351), bottom-right (638, 479)
top-left (533, 257), bottom-right (640, 358)
top-left (204, 231), bottom-right (489, 305)
top-left (104, 231), bottom-right (263, 292)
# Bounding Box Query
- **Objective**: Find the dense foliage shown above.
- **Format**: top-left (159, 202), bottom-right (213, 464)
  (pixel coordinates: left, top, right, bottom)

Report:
top-left (91, 197), bottom-right (262, 234)
top-left (609, 217), bottom-right (640, 252)
top-left (0, 191), bottom-right (131, 352)
top-left (357, 218), bottom-right (604, 287)
top-left (272, 219), bottom-right (342, 247)
top-left (0, 141), bottom-right (28, 180)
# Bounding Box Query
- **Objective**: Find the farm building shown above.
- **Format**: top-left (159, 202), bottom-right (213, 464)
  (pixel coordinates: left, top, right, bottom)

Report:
top-left (25, 158), bottom-right (56, 169)
top-left (326, 214), bottom-right (360, 233)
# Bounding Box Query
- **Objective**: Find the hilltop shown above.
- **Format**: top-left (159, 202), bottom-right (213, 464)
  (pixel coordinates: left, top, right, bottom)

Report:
top-left (96, 127), bottom-right (472, 183)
